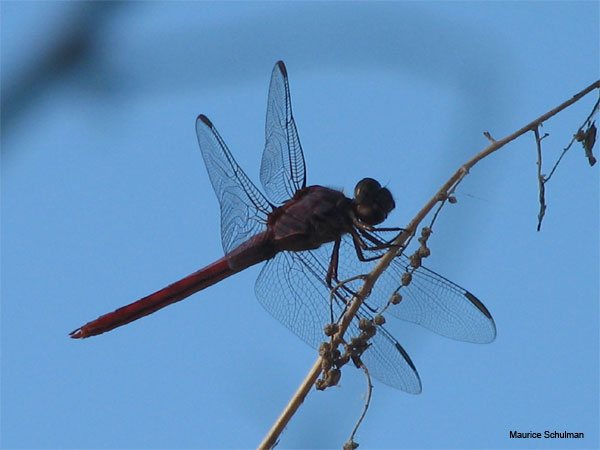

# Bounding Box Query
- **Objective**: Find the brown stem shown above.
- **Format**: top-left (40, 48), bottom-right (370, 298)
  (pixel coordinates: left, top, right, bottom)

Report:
top-left (257, 78), bottom-right (599, 449)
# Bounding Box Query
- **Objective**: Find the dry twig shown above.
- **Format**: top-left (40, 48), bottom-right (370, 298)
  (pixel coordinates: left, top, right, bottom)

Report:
top-left (344, 361), bottom-right (373, 450)
top-left (258, 79), bottom-right (599, 450)
top-left (534, 126), bottom-right (550, 231)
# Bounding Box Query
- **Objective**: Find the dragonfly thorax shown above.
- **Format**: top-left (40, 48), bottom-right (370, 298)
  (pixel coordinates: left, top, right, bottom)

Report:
top-left (352, 177), bottom-right (395, 226)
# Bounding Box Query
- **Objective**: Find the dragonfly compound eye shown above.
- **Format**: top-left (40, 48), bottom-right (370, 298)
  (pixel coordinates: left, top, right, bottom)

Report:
top-left (376, 187), bottom-right (395, 215)
top-left (353, 178), bottom-right (395, 225)
top-left (355, 203), bottom-right (387, 225)
top-left (354, 178), bottom-right (381, 204)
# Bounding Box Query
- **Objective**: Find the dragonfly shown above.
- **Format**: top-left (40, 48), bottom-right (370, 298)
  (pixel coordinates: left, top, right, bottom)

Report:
top-left (70, 61), bottom-right (496, 393)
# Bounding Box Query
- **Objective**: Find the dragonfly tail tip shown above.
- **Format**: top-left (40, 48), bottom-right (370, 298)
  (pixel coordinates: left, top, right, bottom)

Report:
top-left (69, 327), bottom-right (85, 339)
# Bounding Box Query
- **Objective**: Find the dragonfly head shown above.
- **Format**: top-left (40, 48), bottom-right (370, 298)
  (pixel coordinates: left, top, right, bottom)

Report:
top-left (352, 178), bottom-right (395, 226)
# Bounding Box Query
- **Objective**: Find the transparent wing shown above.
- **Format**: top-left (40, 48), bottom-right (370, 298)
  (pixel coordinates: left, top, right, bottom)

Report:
top-left (333, 232), bottom-right (497, 344)
top-left (260, 61), bottom-right (307, 204)
top-left (357, 311), bottom-right (422, 393)
top-left (196, 115), bottom-right (272, 254)
top-left (254, 246), bottom-right (422, 393)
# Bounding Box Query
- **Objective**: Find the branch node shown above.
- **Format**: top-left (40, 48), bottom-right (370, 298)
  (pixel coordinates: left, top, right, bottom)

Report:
top-left (575, 121), bottom-right (597, 166)
top-left (533, 127), bottom-right (547, 231)
top-left (483, 131), bottom-right (497, 142)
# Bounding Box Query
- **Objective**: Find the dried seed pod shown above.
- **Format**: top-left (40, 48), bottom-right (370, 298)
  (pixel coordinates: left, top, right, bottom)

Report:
top-left (358, 318), bottom-right (371, 331)
top-left (315, 378), bottom-right (327, 391)
top-left (373, 314), bottom-right (386, 325)
top-left (361, 326), bottom-right (376, 339)
top-left (391, 293), bottom-right (403, 304)
top-left (336, 353), bottom-right (350, 367)
top-left (410, 253), bottom-right (421, 268)
top-left (343, 439), bottom-right (359, 450)
top-left (321, 358), bottom-right (332, 372)
top-left (349, 337), bottom-right (362, 348)
top-left (418, 245), bottom-right (431, 258)
top-left (323, 323), bottom-right (339, 336)
top-left (327, 369), bottom-right (341, 386)
top-left (318, 342), bottom-right (331, 356)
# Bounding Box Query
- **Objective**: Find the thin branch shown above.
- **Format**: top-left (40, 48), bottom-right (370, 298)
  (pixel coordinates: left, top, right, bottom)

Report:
top-left (259, 358), bottom-right (323, 449)
top-left (546, 95), bottom-right (599, 182)
top-left (344, 361), bottom-right (373, 450)
top-left (534, 127), bottom-right (549, 231)
top-left (329, 274), bottom-right (367, 323)
top-left (483, 131), bottom-right (496, 143)
top-left (257, 78), bottom-right (599, 450)
top-left (534, 92), bottom-right (598, 230)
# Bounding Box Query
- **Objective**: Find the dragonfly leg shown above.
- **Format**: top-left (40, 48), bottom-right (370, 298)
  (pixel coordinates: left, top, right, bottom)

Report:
top-left (349, 229), bottom-right (397, 262)
top-left (352, 219), bottom-right (405, 234)
top-left (326, 238), bottom-right (341, 287)
top-left (359, 228), bottom-right (407, 250)
top-left (367, 225), bottom-right (405, 232)
top-left (326, 238), bottom-right (370, 309)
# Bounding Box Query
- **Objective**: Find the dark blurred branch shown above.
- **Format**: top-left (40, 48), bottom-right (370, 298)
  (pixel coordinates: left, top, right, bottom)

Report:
top-left (1, 3), bottom-right (119, 149)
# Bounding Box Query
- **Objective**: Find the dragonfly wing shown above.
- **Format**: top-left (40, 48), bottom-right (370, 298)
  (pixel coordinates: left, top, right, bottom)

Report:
top-left (260, 61), bottom-right (306, 204)
top-left (385, 255), bottom-right (496, 343)
top-left (196, 115), bottom-right (272, 254)
top-left (357, 313), bottom-right (422, 393)
top-left (332, 232), bottom-right (496, 344)
top-left (254, 246), bottom-right (421, 393)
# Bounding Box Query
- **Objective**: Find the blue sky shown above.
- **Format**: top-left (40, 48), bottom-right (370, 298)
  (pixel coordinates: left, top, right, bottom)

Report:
top-left (2, 2), bottom-right (598, 449)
